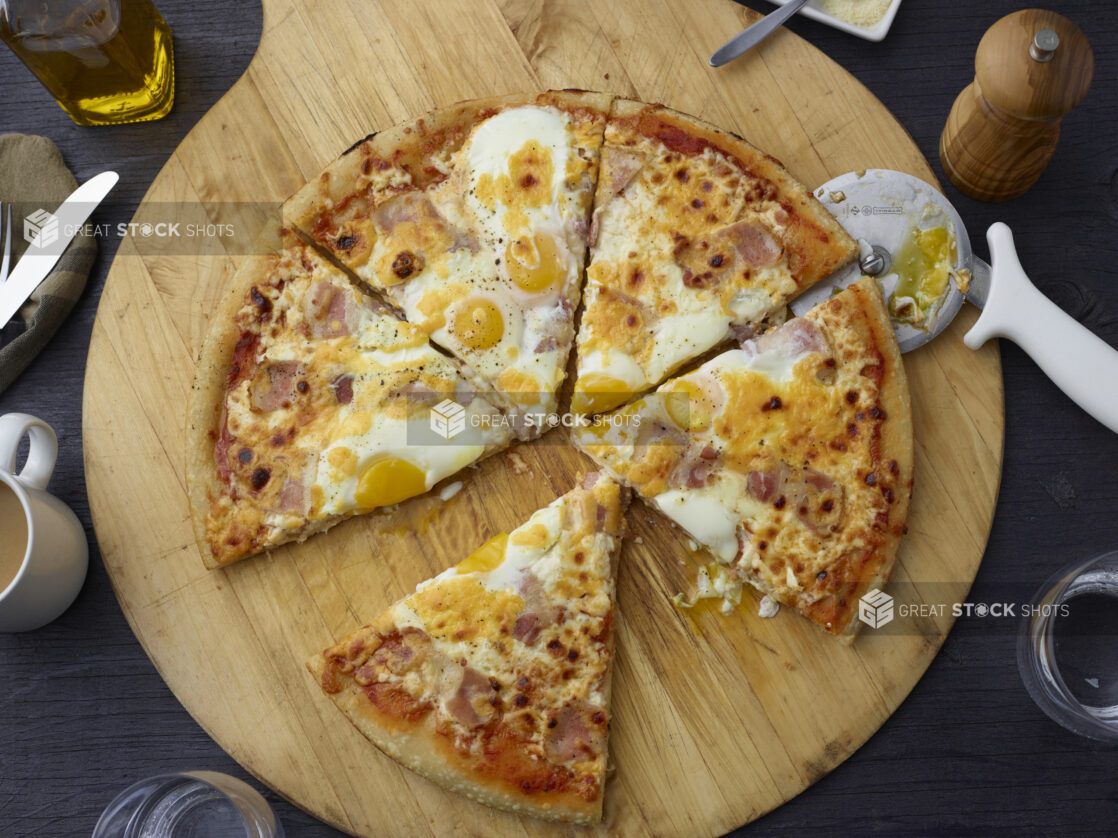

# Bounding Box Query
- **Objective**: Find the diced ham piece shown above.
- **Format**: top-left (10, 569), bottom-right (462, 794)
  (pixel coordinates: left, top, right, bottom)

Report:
top-left (395, 379), bottom-right (442, 407)
top-left (745, 462), bottom-right (844, 535)
top-left (599, 148), bottom-right (646, 201)
top-left (588, 148), bottom-right (645, 247)
top-left (512, 570), bottom-right (564, 647)
top-left (331, 374), bottom-right (354, 405)
top-left (730, 321), bottom-right (756, 344)
top-left (803, 466), bottom-right (835, 492)
top-left (545, 702), bottom-right (607, 764)
top-left (251, 361), bottom-right (304, 412)
top-left (445, 666), bottom-right (495, 729)
top-left (729, 221), bottom-right (782, 267)
top-left (740, 317), bottom-right (826, 364)
top-left (372, 192), bottom-right (477, 253)
top-left (370, 628), bottom-right (430, 676)
top-left (746, 468), bottom-right (782, 502)
top-left (676, 220), bottom-right (783, 290)
top-left (634, 419), bottom-right (687, 452)
top-left (514, 613), bottom-right (541, 645)
top-left (305, 282), bottom-right (353, 338)
top-left (668, 443), bottom-right (721, 490)
top-left (276, 477), bottom-right (307, 515)
top-left (371, 191), bottom-right (432, 235)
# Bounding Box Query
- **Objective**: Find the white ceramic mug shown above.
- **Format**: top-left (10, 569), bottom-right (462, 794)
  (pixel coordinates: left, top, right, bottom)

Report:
top-left (0, 413), bottom-right (88, 632)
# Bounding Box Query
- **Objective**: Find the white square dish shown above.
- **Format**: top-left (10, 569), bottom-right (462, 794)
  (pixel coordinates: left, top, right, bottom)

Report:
top-left (768, 0), bottom-right (903, 42)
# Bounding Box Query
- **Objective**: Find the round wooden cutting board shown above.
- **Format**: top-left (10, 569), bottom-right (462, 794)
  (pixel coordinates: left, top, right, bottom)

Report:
top-left (83, 1), bottom-right (1004, 836)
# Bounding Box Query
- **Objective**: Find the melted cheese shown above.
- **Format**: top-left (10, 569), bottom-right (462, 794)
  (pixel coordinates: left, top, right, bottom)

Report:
top-left (576, 281), bottom-right (904, 622)
top-left (573, 121), bottom-right (831, 411)
top-left (347, 474), bottom-right (625, 762)
top-left (410, 576), bottom-right (524, 642)
top-left (342, 105), bottom-right (605, 422)
top-left (209, 243), bottom-right (513, 561)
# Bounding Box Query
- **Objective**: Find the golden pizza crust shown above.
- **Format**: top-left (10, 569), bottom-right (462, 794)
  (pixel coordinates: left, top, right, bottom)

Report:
top-left (306, 473), bottom-right (627, 824)
top-left (186, 232), bottom-right (289, 570)
top-left (810, 277), bottom-right (913, 640)
top-left (607, 98), bottom-right (858, 289)
top-left (284, 90), bottom-right (613, 283)
top-left (187, 226), bottom-right (511, 568)
top-left (572, 98), bottom-right (859, 415)
top-left (721, 277), bottom-right (913, 641)
top-left (305, 652), bottom-right (604, 824)
top-left (283, 89), bottom-right (613, 423)
top-left (574, 278), bottom-right (912, 642)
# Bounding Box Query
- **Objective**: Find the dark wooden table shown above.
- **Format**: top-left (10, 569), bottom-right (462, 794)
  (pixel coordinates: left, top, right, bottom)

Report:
top-left (2, 1), bottom-right (1116, 835)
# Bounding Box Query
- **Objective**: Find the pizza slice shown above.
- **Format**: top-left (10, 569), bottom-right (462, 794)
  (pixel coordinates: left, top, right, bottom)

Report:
top-left (307, 471), bottom-right (628, 823)
top-left (575, 278), bottom-right (912, 640)
top-left (284, 90), bottom-right (612, 432)
top-left (187, 232), bottom-right (512, 568)
top-left (572, 99), bottom-right (858, 415)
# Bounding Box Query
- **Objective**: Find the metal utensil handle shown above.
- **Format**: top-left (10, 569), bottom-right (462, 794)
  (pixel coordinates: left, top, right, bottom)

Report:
top-left (964, 223), bottom-right (1118, 434)
top-left (0, 171), bottom-right (118, 330)
top-left (709, 0), bottom-right (810, 67)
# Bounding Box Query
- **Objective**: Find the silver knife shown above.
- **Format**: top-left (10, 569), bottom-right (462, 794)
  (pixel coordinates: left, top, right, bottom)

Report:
top-left (0, 171), bottom-right (119, 330)
top-left (709, 0), bottom-right (810, 67)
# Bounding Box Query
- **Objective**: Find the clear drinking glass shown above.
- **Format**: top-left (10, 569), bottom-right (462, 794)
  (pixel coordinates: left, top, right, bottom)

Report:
top-left (92, 771), bottom-right (284, 838)
top-left (1017, 550), bottom-right (1118, 742)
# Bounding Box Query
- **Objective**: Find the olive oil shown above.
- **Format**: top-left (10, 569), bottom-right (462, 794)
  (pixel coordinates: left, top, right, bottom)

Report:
top-left (0, 0), bottom-right (173, 126)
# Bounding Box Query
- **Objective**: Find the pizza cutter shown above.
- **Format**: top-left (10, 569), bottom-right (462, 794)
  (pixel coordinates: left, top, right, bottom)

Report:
top-left (789, 169), bottom-right (1118, 434)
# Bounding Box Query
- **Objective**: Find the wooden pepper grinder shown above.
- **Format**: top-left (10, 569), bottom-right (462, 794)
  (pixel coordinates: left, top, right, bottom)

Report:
top-left (940, 9), bottom-right (1093, 202)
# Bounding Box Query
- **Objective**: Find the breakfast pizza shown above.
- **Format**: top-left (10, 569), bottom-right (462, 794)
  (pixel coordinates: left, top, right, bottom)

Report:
top-left (185, 88), bottom-right (917, 826)
top-left (284, 90), bottom-right (612, 431)
top-left (575, 278), bottom-right (913, 640)
top-left (571, 100), bottom-right (859, 415)
top-left (307, 471), bottom-right (628, 824)
top-left (186, 231), bottom-right (512, 568)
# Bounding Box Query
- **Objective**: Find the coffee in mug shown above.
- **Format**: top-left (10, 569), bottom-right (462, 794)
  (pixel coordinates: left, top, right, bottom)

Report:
top-left (0, 413), bottom-right (88, 631)
top-left (0, 479), bottom-right (29, 592)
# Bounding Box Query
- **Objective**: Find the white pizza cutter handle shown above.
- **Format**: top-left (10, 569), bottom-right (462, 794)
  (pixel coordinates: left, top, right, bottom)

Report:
top-left (964, 222), bottom-right (1118, 435)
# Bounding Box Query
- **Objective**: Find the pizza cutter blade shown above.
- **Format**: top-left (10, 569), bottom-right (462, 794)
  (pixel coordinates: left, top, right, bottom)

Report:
top-left (790, 168), bottom-right (1118, 434)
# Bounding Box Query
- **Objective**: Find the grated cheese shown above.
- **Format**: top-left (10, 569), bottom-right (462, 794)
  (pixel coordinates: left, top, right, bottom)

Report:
top-left (818, 0), bottom-right (891, 27)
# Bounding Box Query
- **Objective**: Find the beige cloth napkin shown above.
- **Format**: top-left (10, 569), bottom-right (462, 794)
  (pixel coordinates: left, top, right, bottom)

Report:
top-left (0, 133), bottom-right (97, 394)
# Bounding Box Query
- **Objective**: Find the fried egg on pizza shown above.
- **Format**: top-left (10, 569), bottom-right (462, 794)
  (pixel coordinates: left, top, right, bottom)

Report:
top-left (187, 233), bottom-right (512, 567)
top-left (285, 91), bottom-right (611, 431)
top-left (307, 471), bottom-right (628, 824)
top-left (572, 100), bottom-right (858, 416)
top-left (576, 278), bottom-right (913, 640)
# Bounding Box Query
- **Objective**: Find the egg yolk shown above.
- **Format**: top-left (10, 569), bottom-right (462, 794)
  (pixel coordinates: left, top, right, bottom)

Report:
top-left (453, 298), bottom-right (505, 350)
top-left (572, 373), bottom-right (631, 416)
top-left (889, 223), bottom-right (955, 324)
top-left (507, 233), bottom-right (565, 293)
top-left (664, 379), bottom-right (711, 432)
top-left (456, 532), bottom-right (509, 575)
top-left (354, 457), bottom-right (427, 509)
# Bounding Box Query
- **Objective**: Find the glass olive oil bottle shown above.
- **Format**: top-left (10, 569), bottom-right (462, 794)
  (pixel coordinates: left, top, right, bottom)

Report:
top-left (0, 0), bottom-right (173, 126)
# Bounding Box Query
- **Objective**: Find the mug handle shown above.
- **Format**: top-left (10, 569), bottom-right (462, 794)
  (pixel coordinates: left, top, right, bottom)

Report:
top-left (0, 413), bottom-right (58, 491)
